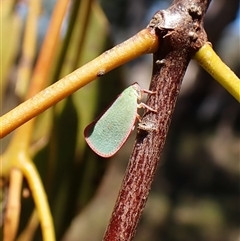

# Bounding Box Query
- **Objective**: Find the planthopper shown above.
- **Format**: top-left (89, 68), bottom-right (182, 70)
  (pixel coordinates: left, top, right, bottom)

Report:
top-left (84, 83), bottom-right (156, 157)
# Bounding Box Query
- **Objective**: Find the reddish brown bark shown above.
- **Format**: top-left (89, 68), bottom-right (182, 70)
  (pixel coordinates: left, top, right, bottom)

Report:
top-left (103, 0), bottom-right (210, 240)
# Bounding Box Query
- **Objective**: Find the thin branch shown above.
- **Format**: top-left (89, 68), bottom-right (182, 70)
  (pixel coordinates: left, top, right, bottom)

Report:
top-left (2, 134), bottom-right (55, 241)
top-left (193, 43), bottom-right (240, 102)
top-left (16, 155), bottom-right (55, 241)
top-left (0, 29), bottom-right (158, 138)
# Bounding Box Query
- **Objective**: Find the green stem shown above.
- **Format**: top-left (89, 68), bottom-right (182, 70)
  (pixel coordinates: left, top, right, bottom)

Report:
top-left (193, 43), bottom-right (240, 102)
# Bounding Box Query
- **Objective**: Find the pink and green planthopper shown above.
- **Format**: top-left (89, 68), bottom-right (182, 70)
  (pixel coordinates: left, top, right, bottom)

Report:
top-left (84, 83), bottom-right (156, 157)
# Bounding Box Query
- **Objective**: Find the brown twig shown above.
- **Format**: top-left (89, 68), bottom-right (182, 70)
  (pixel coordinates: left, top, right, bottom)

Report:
top-left (103, 0), bottom-right (210, 240)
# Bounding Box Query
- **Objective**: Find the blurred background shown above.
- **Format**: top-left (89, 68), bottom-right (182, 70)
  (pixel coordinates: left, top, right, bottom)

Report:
top-left (1, 0), bottom-right (239, 240)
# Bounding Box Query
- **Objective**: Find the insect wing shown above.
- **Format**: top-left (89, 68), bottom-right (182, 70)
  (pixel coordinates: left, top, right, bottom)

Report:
top-left (84, 85), bottom-right (139, 157)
